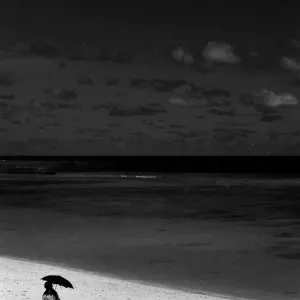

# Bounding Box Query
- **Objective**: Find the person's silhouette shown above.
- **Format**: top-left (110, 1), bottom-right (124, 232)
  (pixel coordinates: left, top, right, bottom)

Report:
top-left (42, 281), bottom-right (60, 300)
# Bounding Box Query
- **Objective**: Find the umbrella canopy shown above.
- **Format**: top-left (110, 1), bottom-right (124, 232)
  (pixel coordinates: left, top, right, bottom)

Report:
top-left (41, 275), bottom-right (74, 289)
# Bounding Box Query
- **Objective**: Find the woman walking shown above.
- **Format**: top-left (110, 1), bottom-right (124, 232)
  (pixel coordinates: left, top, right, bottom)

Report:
top-left (42, 281), bottom-right (61, 300)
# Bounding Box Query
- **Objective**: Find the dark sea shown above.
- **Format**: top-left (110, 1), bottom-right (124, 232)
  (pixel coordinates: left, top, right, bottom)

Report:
top-left (0, 172), bottom-right (299, 227)
top-left (1, 172), bottom-right (300, 298)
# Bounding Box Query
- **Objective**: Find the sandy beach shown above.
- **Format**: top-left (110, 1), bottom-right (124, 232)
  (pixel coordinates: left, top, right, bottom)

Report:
top-left (0, 202), bottom-right (299, 300)
top-left (1, 255), bottom-right (244, 300)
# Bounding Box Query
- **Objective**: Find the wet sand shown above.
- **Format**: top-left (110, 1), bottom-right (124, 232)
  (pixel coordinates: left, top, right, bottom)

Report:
top-left (0, 205), bottom-right (299, 300)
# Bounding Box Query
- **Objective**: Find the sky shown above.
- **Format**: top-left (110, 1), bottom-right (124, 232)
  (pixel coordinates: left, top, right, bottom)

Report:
top-left (0, 0), bottom-right (296, 42)
top-left (0, 1), bottom-right (294, 48)
top-left (1, 1), bottom-right (294, 26)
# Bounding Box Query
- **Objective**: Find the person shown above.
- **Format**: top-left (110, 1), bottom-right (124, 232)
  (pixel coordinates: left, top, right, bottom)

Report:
top-left (42, 281), bottom-right (60, 300)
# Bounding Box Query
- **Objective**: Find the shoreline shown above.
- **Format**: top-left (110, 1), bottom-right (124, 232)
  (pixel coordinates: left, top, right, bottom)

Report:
top-left (0, 207), bottom-right (299, 300)
top-left (0, 255), bottom-right (237, 298)
top-left (0, 255), bottom-right (283, 300)
top-left (1, 255), bottom-right (230, 300)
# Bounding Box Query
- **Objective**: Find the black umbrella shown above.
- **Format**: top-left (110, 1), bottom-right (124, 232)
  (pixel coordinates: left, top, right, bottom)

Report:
top-left (41, 275), bottom-right (74, 289)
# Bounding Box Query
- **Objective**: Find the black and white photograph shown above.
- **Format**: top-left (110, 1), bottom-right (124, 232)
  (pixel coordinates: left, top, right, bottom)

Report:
top-left (0, 1), bottom-right (300, 299)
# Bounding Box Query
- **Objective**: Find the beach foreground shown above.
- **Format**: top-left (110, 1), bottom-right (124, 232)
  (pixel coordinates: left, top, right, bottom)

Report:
top-left (0, 204), bottom-right (299, 300)
top-left (0, 256), bottom-right (259, 300)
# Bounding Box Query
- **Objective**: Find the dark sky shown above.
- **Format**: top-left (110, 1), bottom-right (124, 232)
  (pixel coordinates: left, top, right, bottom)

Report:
top-left (1, 1), bottom-right (295, 26)
top-left (1, 1), bottom-right (297, 47)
